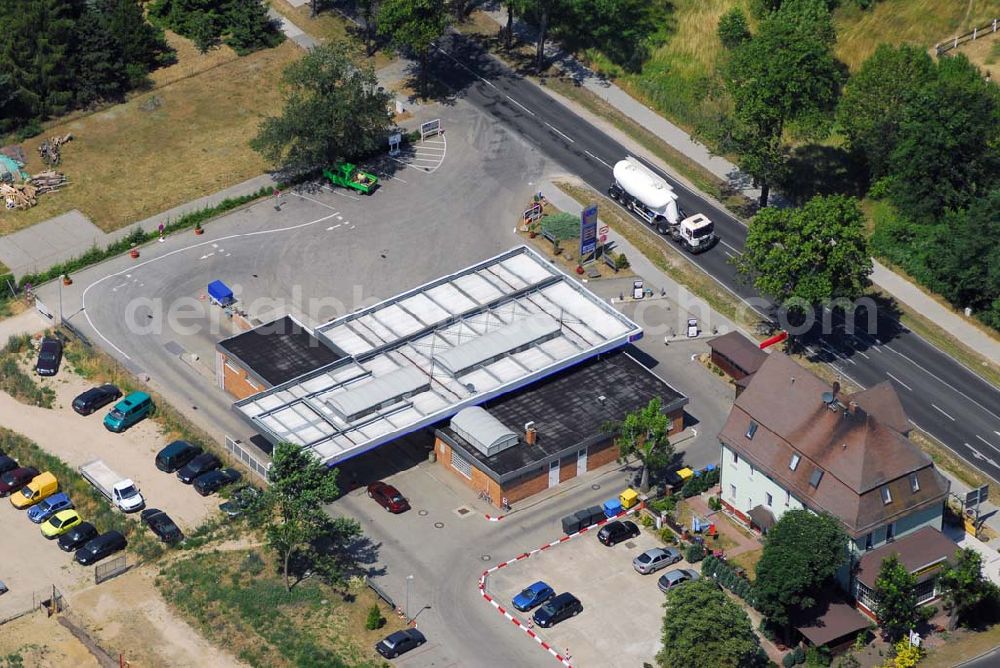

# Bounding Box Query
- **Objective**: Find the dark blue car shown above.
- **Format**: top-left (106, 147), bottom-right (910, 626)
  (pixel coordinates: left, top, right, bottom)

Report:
top-left (27, 492), bottom-right (73, 523)
top-left (512, 581), bottom-right (554, 612)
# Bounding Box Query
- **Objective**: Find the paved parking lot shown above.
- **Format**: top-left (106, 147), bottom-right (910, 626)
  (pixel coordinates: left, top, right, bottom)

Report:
top-left (486, 524), bottom-right (678, 667)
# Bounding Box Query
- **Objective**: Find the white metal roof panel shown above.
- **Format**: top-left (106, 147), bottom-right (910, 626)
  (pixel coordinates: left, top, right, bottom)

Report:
top-left (426, 283), bottom-right (476, 313)
top-left (399, 293), bottom-right (449, 326)
top-left (450, 406), bottom-right (518, 455)
top-left (433, 313), bottom-right (560, 376)
top-left (325, 366), bottom-right (429, 420)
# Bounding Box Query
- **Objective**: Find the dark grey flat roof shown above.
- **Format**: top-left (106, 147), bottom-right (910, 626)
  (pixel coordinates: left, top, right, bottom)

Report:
top-left (437, 348), bottom-right (688, 482)
top-left (217, 316), bottom-right (344, 387)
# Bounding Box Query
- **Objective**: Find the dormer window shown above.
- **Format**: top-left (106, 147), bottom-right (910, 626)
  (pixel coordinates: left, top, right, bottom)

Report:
top-left (910, 474), bottom-right (920, 493)
top-left (809, 469), bottom-right (824, 488)
top-left (789, 454), bottom-right (801, 471)
top-left (746, 422), bottom-right (758, 440)
top-left (881, 487), bottom-right (893, 505)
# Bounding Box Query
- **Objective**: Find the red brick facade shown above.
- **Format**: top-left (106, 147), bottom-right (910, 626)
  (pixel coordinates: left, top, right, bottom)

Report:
top-left (221, 354), bottom-right (266, 400)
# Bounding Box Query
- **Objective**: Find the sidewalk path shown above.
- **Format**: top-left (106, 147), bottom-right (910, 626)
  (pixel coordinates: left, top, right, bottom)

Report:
top-left (268, 8), bottom-right (318, 50)
top-left (478, 4), bottom-right (1000, 372)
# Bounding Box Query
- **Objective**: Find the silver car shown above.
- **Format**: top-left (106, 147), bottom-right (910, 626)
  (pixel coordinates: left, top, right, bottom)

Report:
top-left (657, 568), bottom-right (700, 593)
top-left (633, 547), bottom-right (681, 574)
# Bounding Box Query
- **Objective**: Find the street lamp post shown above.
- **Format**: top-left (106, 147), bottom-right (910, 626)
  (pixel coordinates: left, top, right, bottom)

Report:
top-left (405, 574), bottom-right (414, 621)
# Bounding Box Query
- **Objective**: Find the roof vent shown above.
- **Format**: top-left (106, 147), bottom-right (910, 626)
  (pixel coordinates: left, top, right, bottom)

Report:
top-left (450, 407), bottom-right (519, 456)
top-left (597, 395), bottom-right (607, 406)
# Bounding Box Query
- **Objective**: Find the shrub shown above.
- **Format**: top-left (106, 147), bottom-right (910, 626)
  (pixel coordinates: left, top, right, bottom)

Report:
top-left (718, 8), bottom-right (751, 49)
top-left (365, 604), bottom-right (386, 630)
top-left (614, 252), bottom-right (630, 271)
top-left (783, 652), bottom-right (798, 668)
top-left (241, 551), bottom-right (265, 576)
top-left (686, 542), bottom-right (706, 563)
top-left (708, 496), bottom-right (722, 512)
top-left (792, 646), bottom-right (806, 665)
top-left (649, 494), bottom-right (677, 516)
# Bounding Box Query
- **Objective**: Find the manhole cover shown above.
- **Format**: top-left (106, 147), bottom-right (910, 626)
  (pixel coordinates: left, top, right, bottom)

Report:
top-left (481, 554), bottom-right (492, 561)
top-left (453, 506), bottom-right (474, 518)
top-left (418, 509), bottom-right (429, 516)
top-left (456, 508), bottom-right (469, 515)
top-left (624, 541), bottom-right (636, 549)
top-left (591, 484), bottom-right (601, 490)
top-left (434, 522), bottom-right (445, 529)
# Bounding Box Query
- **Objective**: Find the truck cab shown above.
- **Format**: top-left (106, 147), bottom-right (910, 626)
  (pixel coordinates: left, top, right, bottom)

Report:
top-left (672, 214), bottom-right (716, 253)
top-left (113, 479), bottom-right (144, 513)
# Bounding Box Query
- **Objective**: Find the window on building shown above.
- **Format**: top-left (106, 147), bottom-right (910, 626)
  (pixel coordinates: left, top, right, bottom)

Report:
top-left (886, 522), bottom-right (895, 542)
top-left (881, 487), bottom-right (893, 505)
top-left (765, 492), bottom-right (773, 507)
top-left (745, 422), bottom-right (758, 439)
top-left (910, 473), bottom-right (920, 493)
top-left (915, 578), bottom-right (936, 605)
top-left (785, 489), bottom-right (790, 506)
top-left (856, 581), bottom-right (878, 611)
top-left (732, 450), bottom-right (739, 464)
top-left (865, 533), bottom-right (873, 551)
top-left (450, 450), bottom-right (473, 479)
top-left (729, 484), bottom-right (737, 500)
top-left (789, 454), bottom-right (801, 471)
top-left (808, 468), bottom-right (824, 488)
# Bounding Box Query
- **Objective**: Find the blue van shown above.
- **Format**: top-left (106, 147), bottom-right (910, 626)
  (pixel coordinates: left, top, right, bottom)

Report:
top-left (103, 392), bottom-right (154, 432)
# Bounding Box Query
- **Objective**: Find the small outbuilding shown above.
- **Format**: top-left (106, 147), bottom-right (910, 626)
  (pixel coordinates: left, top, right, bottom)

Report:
top-left (708, 331), bottom-right (767, 385)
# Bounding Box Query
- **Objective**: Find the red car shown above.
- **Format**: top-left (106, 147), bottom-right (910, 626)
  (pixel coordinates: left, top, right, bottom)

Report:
top-left (0, 467), bottom-right (39, 497)
top-left (367, 481), bottom-right (410, 513)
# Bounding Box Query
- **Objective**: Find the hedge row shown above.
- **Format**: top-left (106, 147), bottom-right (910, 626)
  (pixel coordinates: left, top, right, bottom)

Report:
top-left (702, 554), bottom-right (756, 607)
top-left (16, 184), bottom-right (275, 290)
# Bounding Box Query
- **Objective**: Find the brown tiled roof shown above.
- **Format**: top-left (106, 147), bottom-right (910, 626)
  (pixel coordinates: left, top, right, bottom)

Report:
top-left (794, 600), bottom-right (871, 647)
top-left (855, 526), bottom-right (958, 589)
top-left (749, 504), bottom-right (777, 530)
top-left (719, 354), bottom-right (949, 537)
top-left (708, 331), bottom-right (768, 374)
top-left (850, 382), bottom-right (911, 435)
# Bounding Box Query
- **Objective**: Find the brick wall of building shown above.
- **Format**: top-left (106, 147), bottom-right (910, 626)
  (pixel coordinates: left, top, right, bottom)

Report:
top-left (667, 409), bottom-right (685, 436)
top-left (587, 440), bottom-right (619, 471)
top-left (559, 456), bottom-right (575, 483)
top-left (502, 467), bottom-right (551, 504)
top-left (221, 355), bottom-right (265, 400)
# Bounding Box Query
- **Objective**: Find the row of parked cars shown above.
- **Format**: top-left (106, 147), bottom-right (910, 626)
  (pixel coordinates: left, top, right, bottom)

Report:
top-left (598, 520), bottom-right (700, 593)
top-left (0, 449), bottom-right (127, 564)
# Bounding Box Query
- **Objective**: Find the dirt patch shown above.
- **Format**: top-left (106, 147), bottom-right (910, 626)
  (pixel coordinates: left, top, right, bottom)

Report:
top-left (0, 609), bottom-right (100, 668)
top-left (71, 566), bottom-right (245, 668)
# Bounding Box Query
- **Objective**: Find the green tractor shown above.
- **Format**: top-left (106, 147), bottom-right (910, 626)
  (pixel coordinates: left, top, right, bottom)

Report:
top-left (323, 162), bottom-right (379, 195)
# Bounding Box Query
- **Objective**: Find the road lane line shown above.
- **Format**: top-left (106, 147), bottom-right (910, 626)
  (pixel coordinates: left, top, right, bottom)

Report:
top-left (583, 150), bottom-right (612, 168)
top-left (976, 434), bottom-right (1000, 454)
top-left (435, 46), bottom-right (498, 88)
top-left (724, 251), bottom-right (734, 259)
top-left (544, 122), bottom-right (575, 143)
top-left (885, 372), bottom-right (913, 392)
top-left (505, 95), bottom-right (536, 116)
top-left (932, 404), bottom-right (956, 421)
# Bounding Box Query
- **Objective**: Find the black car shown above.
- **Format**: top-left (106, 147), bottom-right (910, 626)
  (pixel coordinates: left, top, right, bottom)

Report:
top-left (0, 455), bottom-right (18, 476)
top-left (141, 508), bottom-right (184, 543)
top-left (72, 384), bottom-right (122, 415)
top-left (58, 521), bottom-right (99, 552)
top-left (219, 486), bottom-right (260, 519)
top-left (193, 468), bottom-right (241, 496)
top-left (176, 453), bottom-right (222, 484)
top-left (75, 530), bottom-right (127, 565)
top-left (35, 337), bottom-right (62, 376)
top-left (532, 592), bottom-right (583, 628)
top-left (155, 440), bottom-right (202, 473)
top-left (375, 629), bottom-right (426, 659)
top-left (597, 520), bottom-right (640, 546)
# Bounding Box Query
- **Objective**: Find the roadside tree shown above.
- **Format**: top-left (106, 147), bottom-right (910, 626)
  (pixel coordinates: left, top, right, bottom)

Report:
top-left (754, 510), bottom-right (847, 638)
top-left (262, 442), bottom-right (361, 591)
top-left (251, 43), bottom-right (393, 174)
top-left (377, 0), bottom-right (448, 96)
top-left (739, 194), bottom-right (871, 309)
top-left (658, 578), bottom-right (765, 668)
top-left (938, 547), bottom-right (999, 630)
top-left (873, 554), bottom-right (918, 642)
top-left (606, 397), bottom-right (673, 493)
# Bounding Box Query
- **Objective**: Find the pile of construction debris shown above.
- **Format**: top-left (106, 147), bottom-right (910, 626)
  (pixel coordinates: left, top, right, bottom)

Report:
top-left (38, 134), bottom-right (73, 168)
top-left (1, 171), bottom-right (68, 209)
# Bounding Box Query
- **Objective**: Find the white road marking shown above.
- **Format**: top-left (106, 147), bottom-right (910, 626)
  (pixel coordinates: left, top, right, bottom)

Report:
top-left (336, 215), bottom-right (343, 220)
top-left (724, 251), bottom-right (734, 259)
top-left (886, 346), bottom-right (1000, 423)
top-left (932, 404), bottom-right (956, 421)
top-left (199, 252), bottom-right (215, 260)
top-left (391, 175), bottom-right (407, 184)
top-left (505, 95), bottom-right (536, 116)
top-left (327, 224), bottom-right (341, 230)
top-left (544, 122), bottom-right (575, 143)
top-left (583, 150), bottom-right (612, 168)
top-left (436, 46), bottom-right (498, 88)
top-left (975, 434), bottom-right (1000, 453)
top-left (720, 240), bottom-right (741, 255)
top-left (820, 341), bottom-right (856, 365)
top-left (885, 372), bottom-right (912, 391)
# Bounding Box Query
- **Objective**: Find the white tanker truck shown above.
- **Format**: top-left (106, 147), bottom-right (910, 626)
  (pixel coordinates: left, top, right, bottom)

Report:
top-left (608, 156), bottom-right (716, 254)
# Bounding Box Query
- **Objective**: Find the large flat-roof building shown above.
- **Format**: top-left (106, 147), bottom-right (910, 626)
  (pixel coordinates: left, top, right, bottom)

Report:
top-left (232, 246), bottom-right (647, 467)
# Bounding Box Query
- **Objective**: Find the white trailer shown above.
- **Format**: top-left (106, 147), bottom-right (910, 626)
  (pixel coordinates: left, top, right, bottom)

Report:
top-left (79, 460), bottom-right (145, 513)
top-left (608, 156), bottom-right (716, 253)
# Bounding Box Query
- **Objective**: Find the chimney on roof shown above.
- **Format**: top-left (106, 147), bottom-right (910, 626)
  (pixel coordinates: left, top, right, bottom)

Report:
top-left (524, 421), bottom-right (537, 445)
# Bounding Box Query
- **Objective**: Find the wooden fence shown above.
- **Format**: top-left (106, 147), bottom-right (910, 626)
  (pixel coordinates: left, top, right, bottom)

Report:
top-left (936, 18), bottom-right (1000, 56)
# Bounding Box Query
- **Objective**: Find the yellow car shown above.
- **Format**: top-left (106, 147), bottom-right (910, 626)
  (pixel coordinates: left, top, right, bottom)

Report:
top-left (40, 509), bottom-right (82, 538)
top-left (11, 471), bottom-right (58, 509)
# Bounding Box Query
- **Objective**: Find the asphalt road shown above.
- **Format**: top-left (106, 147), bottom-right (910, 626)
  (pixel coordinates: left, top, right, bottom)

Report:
top-left (429, 32), bottom-right (1000, 482)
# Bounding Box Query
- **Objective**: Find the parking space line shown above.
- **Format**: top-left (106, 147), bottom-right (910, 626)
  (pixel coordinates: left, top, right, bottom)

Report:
top-left (477, 504), bottom-right (644, 667)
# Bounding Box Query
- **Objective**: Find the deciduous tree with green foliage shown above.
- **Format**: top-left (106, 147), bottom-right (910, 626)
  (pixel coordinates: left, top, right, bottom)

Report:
top-left (658, 578), bottom-right (765, 668)
top-left (938, 547), bottom-right (998, 630)
top-left (739, 195), bottom-right (872, 309)
top-left (836, 44), bottom-right (935, 182)
top-left (148, 0), bottom-right (282, 55)
top-left (378, 0), bottom-right (448, 96)
top-left (262, 442), bottom-right (361, 591)
top-left (605, 397), bottom-right (673, 493)
top-left (251, 43), bottom-right (393, 174)
top-left (754, 510), bottom-right (847, 638)
top-left (709, 0), bottom-right (842, 207)
top-left (718, 8), bottom-right (751, 50)
top-left (873, 554), bottom-right (919, 642)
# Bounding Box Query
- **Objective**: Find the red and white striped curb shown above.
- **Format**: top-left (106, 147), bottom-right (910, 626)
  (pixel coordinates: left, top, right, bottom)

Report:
top-left (484, 513), bottom-right (506, 522)
top-left (477, 503), bottom-right (644, 667)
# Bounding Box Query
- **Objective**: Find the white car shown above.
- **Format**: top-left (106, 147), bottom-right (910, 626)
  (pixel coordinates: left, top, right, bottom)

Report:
top-left (687, 318), bottom-right (699, 338)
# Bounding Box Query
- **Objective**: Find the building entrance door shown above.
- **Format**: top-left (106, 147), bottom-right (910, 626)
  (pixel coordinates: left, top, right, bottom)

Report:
top-left (548, 460), bottom-right (560, 488)
top-left (577, 449), bottom-right (587, 475)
